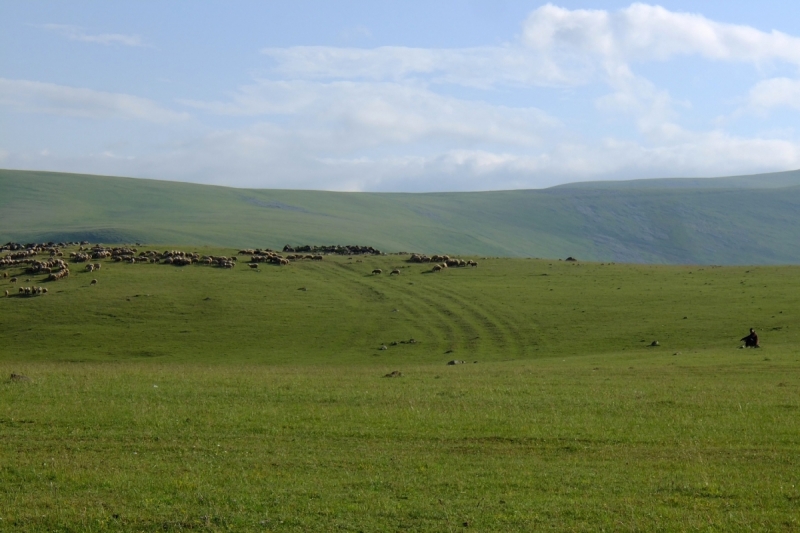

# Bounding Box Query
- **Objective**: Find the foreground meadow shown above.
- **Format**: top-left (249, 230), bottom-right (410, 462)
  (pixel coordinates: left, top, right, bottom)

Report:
top-left (1, 250), bottom-right (799, 530)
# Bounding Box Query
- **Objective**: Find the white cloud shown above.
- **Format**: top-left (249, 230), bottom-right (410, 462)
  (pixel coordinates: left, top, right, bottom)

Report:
top-left (261, 45), bottom-right (583, 88)
top-left (7, 4), bottom-right (800, 192)
top-left (523, 3), bottom-right (800, 66)
top-left (746, 78), bottom-right (800, 114)
top-left (7, 123), bottom-right (797, 193)
top-left (38, 24), bottom-right (145, 47)
top-left (261, 4), bottom-right (800, 92)
top-left (0, 78), bottom-right (189, 123)
top-left (339, 25), bottom-right (372, 42)
top-left (180, 80), bottom-right (560, 148)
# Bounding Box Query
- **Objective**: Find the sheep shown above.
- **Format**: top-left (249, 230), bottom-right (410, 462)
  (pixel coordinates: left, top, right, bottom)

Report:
top-left (85, 264), bottom-right (95, 272)
top-left (372, 269), bottom-right (383, 275)
top-left (390, 269), bottom-right (401, 275)
top-left (10, 277), bottom-right (17, 283)
top-left (90, 279), bottom-right (98, 285)
top-left (93, 263), bottom-right (101, 270)
top-left (2, 272), bottom-right (6, 278)
top-left (4, 290), bottom-right (8, 297)
top-left (432, 265), bottom-right (442, 272)
top-left (248, 263), bottom-right (259, 269)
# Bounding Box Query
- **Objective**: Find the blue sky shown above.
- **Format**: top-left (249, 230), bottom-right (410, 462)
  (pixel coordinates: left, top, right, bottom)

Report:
top-left (2, 1), bottom-right (800, 191)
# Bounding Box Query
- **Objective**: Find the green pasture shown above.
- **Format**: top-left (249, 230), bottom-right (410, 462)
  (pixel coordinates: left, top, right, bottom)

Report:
top-left (1, 250), bottom-right (799, 530)
top-left (1, 249), bottom-right (797, 364)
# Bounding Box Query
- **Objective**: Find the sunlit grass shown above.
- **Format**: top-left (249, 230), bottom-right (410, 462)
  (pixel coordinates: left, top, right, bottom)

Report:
top-left (1, 249), bottom-right (799, 530)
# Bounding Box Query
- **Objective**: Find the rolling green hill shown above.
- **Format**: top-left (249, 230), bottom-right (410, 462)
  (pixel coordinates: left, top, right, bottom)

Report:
top-left (2, 168), bottom-right (800, 264)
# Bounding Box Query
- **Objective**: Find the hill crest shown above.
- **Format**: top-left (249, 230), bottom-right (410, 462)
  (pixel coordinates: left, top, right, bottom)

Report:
top-left (2, 168), bottom-right (799, 265)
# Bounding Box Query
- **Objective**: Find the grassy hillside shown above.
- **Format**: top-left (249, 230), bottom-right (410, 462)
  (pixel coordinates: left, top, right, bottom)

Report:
top-left (1, 248), bottom-right (798, 364)
top-left (2, 168), bottom-right (800, 264)
top-left (1, 249), bottom-right (799, 530)
top-left (554, 168), bottom-right (800, 190)
top-left (10, 244), bottom-right (794, 364)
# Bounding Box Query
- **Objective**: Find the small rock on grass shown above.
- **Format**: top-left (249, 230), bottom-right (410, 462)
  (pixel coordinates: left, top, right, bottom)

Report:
top-left (10, 373), bottom-right (30, 382)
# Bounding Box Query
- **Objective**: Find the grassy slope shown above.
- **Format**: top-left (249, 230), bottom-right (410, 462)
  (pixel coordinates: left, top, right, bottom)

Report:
top-left (1, 249), bottom-right (798, 364)
top-left (3, 169), bottom-right (800, 264)
top-left (1, 251), bottom-right (799, 530)
top-left (553, 168), bottom-right (800, 190)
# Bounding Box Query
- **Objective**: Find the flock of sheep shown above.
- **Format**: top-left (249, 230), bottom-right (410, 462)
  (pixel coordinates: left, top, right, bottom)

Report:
top-left (408, 254), bottom-right (478, 271)
top-left (239, 248), bottom-right (322, 268)
top-left (2, 240), bottom-right (479, 298)
top-left (281, 244), bottom-right (381, 256)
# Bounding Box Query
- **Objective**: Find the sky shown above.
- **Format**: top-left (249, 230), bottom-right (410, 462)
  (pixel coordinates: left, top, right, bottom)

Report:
top-left (2, 1), bottom-right (800, 192)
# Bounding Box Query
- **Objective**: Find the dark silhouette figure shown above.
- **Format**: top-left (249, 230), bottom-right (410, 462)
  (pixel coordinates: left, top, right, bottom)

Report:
top-left (741, 328), bottom-right (759, 348)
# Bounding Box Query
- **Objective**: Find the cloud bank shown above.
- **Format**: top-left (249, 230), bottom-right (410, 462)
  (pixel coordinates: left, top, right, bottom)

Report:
top-left (0, 78), bottom-right (188, 123)
top-left (5, 4), bottom-right (800, 191)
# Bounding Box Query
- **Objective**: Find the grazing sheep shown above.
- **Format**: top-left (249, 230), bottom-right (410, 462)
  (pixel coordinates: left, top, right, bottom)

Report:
top-left (90, 279), bottom-right (98, 285)
top-left (390, 269), bottom-right (401, 275)
top-left (10, 277), bottom-right (17, 283)
top-left (85, 264), bottom-right (95, 272)
top-left (432, 265), bottom-right (442, 272)
top-left (4, 290), bottom-right (8, 297)
top-left (42, 288), bottom-right (48, 294)
top-left (248, 263), bottom-right (259, 269)
top-left (372, 269), bottom-right (383, 275)
top-left (2, 272), bottom-right (6, 278)
top-left (93, 263), bottom-right (101, 270)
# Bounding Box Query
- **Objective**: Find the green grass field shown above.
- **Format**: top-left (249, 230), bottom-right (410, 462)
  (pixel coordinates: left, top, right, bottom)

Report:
top-left (1, 249), bottom-right (799, 531)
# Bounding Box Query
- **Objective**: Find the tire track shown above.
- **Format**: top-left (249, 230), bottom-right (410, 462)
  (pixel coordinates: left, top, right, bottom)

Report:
top-left (309, 262), bottom-right (443, 345)
top-left (324, 262), bottom-right (481, 352)
top-left (421, 281), bottom-right (526, 359)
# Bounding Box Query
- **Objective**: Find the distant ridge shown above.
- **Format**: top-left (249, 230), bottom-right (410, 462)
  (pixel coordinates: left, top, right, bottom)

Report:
top-left (553, 169), bottom-right (800, 190)
top-left (2, 168), bottom-right (800, 264)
